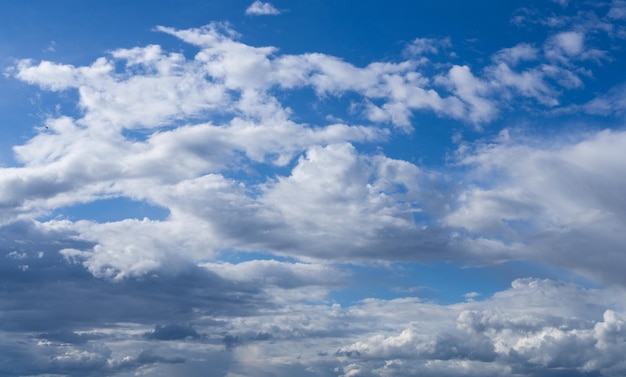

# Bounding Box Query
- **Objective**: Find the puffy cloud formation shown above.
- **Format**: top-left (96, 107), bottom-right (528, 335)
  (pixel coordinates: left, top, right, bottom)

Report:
top-left (448, 129), bottom-right (626, 284)
top-left (2, 1), bottom-right (626, 376)
top-left (6, 18), bottom-right (622, 278)
top-left (2, 260), bottom-right (625, 377)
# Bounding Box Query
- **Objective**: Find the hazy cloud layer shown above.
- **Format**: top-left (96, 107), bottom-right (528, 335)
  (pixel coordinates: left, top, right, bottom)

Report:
top-left (2, 268), bottom-right (626, 376)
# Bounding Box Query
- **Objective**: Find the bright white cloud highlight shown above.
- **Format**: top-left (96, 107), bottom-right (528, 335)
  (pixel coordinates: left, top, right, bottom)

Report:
top-left (245, 1), bottom-right (281, 16)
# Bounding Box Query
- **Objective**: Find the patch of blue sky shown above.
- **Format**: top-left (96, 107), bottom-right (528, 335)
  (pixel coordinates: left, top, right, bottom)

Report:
top-left (268, 87), bottom-right (330, 125)
top-left (220, 156), bottom-right (291, 195)
top-left (0, 91), bottom-right (82, 165)
top-left (246, 1), bottom-right (520, 62)
top-left (42, 196), bottom-right (169, 223)
top-left (330, 259), bottom-right (598, 306)
top-left (384, 113), bottom-right (468, 166)
top-left (0, 2), bottom-right (254, 76)
top-left (215, 249), bottom-right (300, 265)
top-left (0, 88), bottom-right (40, 164)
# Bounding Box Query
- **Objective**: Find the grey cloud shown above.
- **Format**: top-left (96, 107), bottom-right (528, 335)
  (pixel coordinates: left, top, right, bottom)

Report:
top-left (3, 7), bottom-right (626, 376)
top-left (447, 129), bottom-right (626, 284)
top-left (223, 334), bottom-right (242, 350)
top-left (37, 330), bottom-right (102, 345)
top-left (144, 324), bottom-right (202, 341)
top-left (0, 340), bottom-right (186, 377)
top-left (201, 260), bottom-right (347, 289)
top-left (133, 349), bottom-right (186, 365)
top-left (220, 331), bottom-right (274, 351)
top-left (335, 349), bottom-right (361, 357)
top-left (430, 332), bottom-right (497, 362)
top-left (2, 265), bottom-right (626, 376)
top-left (0, 221), bottom-right (271, 334)
top-left (323, 278), bottom-right (626, 377)
top-left (252, 331), bottom-right (273, 341)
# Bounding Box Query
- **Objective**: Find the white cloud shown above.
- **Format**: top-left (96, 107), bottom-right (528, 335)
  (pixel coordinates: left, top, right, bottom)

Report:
top-left (404, 37), bottom-right (452, 57)
top-left (492, 43), bottom-right (539, 66)
top-left (327, 279), bottom-right (626, 377)
top-left (3, 21), bottom-right (625, 280)
top-left (245, 1), bottom-right (281, 16)
top-left (3, 2), bottom-right (626, 376)
top-left (577, 83), bottom-right (626, 116)
top-left (486, 62), bottom-right (559, 106)
top-left (256, 143), bottom-right (455, 261)
top-left (554, 31), bottom-right (585, 56)
top-left (201, 260), bottom-right (345, 288)
top-left (3, 218), bottom-right (626, 377)
top-left (447, 129), bottom-right (626, 284)
top-left (42, 138), bottom-right (445, 277)
top-left (442, 65), bottom-right (498, 124)
top-left (464, 291), bottom-right (481, 301)
top-left (0, 24), bottom-right (472, 276)
top-left (608, 0), bottom-right (626, 20)
top-left (152, 24), bottom-right (472, 128)
top-left (61, 217), bottom-right (215, 280)
top-left (544, 30), bottom-right (607, 64)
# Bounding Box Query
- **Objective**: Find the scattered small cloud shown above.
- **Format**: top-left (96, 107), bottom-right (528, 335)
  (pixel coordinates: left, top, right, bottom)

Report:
top-left (245, 1), bottom-right (281, 16)
top-left (44, 40), bottom-right (56, 53)
top-left (404, 37), bottom-right (452, 57)
top-left (609, 0), bottom-right (626, 19)
top-left (464, 291), bottom-right (481, 301)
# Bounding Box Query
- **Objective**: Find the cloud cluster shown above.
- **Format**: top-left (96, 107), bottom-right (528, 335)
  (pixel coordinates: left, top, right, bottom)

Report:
top-left (2, 2), bottom-right (626, 376)
top-left (6, 15), bottom-right (623, 280)
top-left (3, 266), bottom-right (625, 376)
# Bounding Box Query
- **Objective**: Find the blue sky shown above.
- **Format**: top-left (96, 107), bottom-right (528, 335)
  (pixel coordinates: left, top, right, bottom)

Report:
top-left (2, 1), bottom-right (626, 376)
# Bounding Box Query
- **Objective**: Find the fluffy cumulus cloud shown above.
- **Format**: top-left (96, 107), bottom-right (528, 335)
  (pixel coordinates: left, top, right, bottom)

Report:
top-left (2, 1), bottom-right (626, 376)
top-left (245, 1), bottom-right (281, 16)
top-left (326, 279), bottom-right (626, 377)
top-left (6, 18), bottom-right (618, 275)
top-left (2, 22), bottom-right (457, 275)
